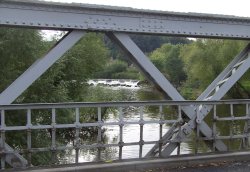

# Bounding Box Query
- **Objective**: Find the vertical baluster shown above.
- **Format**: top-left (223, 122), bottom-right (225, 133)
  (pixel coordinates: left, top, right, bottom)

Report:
top-left (242, 104), bottom-right (248, 149)
top-left (97, 107), bottom-right (102, 161)
top-left (212, 105), bottom-right (217, 152)
top-left (195, 125), bottom-right (200, 154)
top-left (195, 105), bottom-right (200, 155)
top-left (26, 109), bottom-right (32, 166)
top-left (246, 104), bottom-right (250, 148)
top-left (75, 108), bottom-right (80, 164)
top-left (230, 104), bottom-right (234, 117)
top-left (229, 104), bottom-right (234, 150)
top-left (1, 110), bottom-right (5, 169)
top-left (177, 105), bottom-right (181, 155)
top-left (139, 106), bottom-right (144, 158)
top-left (159, 105), bottom-right (163, 157)
top-left (1, 110), bottom-right (5, 129)
top-left (51, 108), bottom-right (56, 164)
top-left (119, 107), bottom-right (123, 160)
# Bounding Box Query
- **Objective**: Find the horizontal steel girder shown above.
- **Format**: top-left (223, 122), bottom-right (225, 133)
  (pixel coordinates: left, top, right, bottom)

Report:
top-left (1, 0), bottom-right (250, 39)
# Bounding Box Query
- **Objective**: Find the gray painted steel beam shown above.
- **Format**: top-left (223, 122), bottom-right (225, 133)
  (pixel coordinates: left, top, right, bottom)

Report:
top-left (0, 138), bottom-right (28, 168)
top-left (106, 32), bottom-right (185, 101)
top-left (1, 0), bottom-right (250, 39)
top-left (107, 33), bottom-right (227, 155)
top-left (196, 45), bottom-right (250, 123)
top-left (0, 30), bottom-right (85, 105)
top-left (160, 44), bottom-right (250, 157)
top-left (197, 44), bottom-right (250, 101)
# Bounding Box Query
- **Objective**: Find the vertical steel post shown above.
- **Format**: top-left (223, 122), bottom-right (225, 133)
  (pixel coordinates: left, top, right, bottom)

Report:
top-left (212, 105), bottom-right (217, 152)
top-left (118, 107), bottom-right (123, 160)
top-left (51, 108), bottom-right (56, 164)
top-left (26, 109), bottom-right (32, 166)
top-left (97, 107), bottom-right (102, 161)
top-left (0, 110), bottom-right (5, 169)
top-left (139, 106), bottom-right (144, 158)
top-left (159, 105), bottom-right (163, 157)
top-left (75, 108), bottom-right (80, 164)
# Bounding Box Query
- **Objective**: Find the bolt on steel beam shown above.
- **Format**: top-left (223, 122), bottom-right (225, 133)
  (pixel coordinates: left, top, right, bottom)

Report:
top-left (1, 0), bottom-right (250, 39)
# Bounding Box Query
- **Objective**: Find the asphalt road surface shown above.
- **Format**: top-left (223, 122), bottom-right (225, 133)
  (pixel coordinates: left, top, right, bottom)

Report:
top-left (131, 161), bottom-right (250, 172)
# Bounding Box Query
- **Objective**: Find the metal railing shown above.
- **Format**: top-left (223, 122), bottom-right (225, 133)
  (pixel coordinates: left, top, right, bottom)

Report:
top-left (1, 100), bottom-right (250, 169)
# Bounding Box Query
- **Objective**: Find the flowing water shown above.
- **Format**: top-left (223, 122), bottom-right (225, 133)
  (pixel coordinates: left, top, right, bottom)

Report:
top-left (61, 85), bottom-right (192, 163)
top-left (63, 84), bottom-right (247, 163)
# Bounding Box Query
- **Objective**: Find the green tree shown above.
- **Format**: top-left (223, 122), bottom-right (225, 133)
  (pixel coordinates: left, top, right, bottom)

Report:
top-left (0, 28), bottom-right (66, 165)
top-left (59, 33), bottom-right (109, 101)
top-left (0, 29), bottom-right (111, 165)
top-left (180, 39), bottom-right (248, 98)
top-left (0, 28), bottom-right (46, 93)
top-left (131, 35), bottom-right (191, 53)
top-left (94, 59), bottom-right (140, 79)
top-left (150, 44), bottom-right (186, 88)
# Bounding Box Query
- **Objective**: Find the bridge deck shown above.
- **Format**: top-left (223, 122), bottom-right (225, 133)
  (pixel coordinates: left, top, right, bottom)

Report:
top-left (5, 151), bottom-right (250, 172)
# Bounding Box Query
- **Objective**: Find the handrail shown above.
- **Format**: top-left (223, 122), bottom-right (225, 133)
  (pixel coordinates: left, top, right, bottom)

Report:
top-left (1, 99), bottom-right (250, 109)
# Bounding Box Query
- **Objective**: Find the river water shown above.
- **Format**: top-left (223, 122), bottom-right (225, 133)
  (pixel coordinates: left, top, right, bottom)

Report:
top-left (62, 85), bottom-right (247, 163)
top-left (62, 86), bottom-right (191, 163)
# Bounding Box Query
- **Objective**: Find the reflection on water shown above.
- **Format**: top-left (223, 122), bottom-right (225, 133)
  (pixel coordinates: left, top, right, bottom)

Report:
top-left (61, 86), bottom-right (191, 163)
top-left (104, 111), bottom-right (190, 159)
top-left (63, 86), bottom-right (248, 163)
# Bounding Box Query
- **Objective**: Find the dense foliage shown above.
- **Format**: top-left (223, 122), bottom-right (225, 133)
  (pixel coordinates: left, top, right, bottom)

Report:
top-left (150, 44), bottom-right (186, 88)
top-left (149, 39), bottom-right (249, 99)
top-left (0, 28), bottom-right (111, 165)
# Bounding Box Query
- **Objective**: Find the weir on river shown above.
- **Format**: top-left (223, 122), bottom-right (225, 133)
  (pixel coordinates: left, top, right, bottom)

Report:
top-left (87, 79), bottom-right (140, 89)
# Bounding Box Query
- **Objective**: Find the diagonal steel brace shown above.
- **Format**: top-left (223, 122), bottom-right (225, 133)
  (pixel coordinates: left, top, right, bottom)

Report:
top-left (0, 30), bottom-right (86, 167)
top-left (0, 30), bottom-right (86, 105)
top-left (161, 44), bottom-right (250, 156)
top-left (106, 32), bottom-right (227, 154)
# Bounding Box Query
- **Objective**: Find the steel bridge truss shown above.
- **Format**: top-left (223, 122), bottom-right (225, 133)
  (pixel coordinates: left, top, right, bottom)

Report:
top-left (1, 0), bottom-right (250, 169)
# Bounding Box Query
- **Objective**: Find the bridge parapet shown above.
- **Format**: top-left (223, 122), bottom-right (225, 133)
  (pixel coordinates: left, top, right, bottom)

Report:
top-left (1, 100), bottom-right (250, 169)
